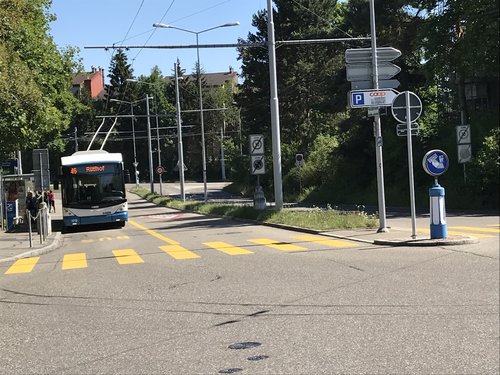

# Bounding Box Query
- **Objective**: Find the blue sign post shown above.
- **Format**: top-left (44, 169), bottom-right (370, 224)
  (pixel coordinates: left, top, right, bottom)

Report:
top-left (422, 150), bottom-right (449, 239)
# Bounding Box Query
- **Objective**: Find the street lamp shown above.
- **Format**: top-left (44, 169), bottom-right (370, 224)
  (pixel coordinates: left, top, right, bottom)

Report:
top-left (126, 79), bottom-right (163, 196)
top-left (110, 95), bottom-right (154, 193)
top-left (153, 21), bottom-right (240, 202)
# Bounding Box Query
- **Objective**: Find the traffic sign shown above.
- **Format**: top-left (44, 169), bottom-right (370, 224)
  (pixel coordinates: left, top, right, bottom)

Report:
top-left (396, 123), bottom-right (419, 137)
top-left (295, 153), bottom-right (305, 167)
top-left (251, 155), bottom-right (265, 175)
top-left (345, 47), bottom-right (402, 64)
top-left (457, 144), bottom-right (472, 164)
top-left (349, 89), bottom-right (398, 108)
top-left (423, 149), bottom-right (449, 177)
top-left (155, 165), bottom-right (165, 175)
top-left (456, 125), bottom-right (471, 144)
top-left (249, 134), bottom-right (264, 155)
top-left (391, 91), bottom-right (422, 123)
top-left (346, 62), bottom-right (401, 81)
top-left (350, 79), bottom-right (400, 91)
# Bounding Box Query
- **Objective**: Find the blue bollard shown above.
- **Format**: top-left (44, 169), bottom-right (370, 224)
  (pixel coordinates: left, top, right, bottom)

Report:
top-left (429, 183), bottom-right (447, 239)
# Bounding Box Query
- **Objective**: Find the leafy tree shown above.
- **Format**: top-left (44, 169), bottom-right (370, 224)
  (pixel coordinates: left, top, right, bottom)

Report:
top-left (0, 0), bottom-right (80, 160)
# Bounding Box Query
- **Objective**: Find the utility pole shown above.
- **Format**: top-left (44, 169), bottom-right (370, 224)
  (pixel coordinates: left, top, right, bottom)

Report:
top-left (146, 95), bottom-right (154, 194)
top-left (369, 0), bottom-right (388, 232)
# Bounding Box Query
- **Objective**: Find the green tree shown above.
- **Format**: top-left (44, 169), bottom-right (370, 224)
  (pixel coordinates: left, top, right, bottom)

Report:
top-left (0, 0), bottom-right (80, 160)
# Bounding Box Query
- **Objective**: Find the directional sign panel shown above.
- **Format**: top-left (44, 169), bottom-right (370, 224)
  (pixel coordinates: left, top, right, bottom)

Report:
top-left (346, 62), bottom-right (401, 81)
top-left (349, 89), bottom-right (398, 108)
top-left (251, 155), bottom-right (265, 175)
top-left (249, 134), bottom-right (264, 155)
top-left (422, 149), bottom-right (449, 177)
top-left (351, 79), bottom-right (400, 91)
top-left (345, 47), bottom-right (402, 63)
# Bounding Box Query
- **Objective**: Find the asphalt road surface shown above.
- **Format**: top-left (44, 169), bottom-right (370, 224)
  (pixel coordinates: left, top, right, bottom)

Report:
top-left (0, 192), bottom-right (498, 374)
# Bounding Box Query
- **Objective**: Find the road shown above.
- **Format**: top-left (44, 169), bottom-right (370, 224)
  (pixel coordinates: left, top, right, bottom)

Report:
top-left (0, 192), bottom-right (498, 374)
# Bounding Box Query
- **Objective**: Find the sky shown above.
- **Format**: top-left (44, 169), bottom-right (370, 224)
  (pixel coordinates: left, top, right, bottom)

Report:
top-left (49, 0), bottom-right (268, 79)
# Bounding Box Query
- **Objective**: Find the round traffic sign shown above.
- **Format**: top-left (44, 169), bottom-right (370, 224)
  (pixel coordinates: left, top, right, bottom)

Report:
top-left (391, 91), bottom-right (422, 123)
top-left (155, 165), bottom-right (165, 175)
top-left (422, 149), bottom-right (449, 177)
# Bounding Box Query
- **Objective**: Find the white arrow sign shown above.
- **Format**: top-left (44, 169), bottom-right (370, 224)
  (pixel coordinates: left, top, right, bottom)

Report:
top-left (345, 47), bottom-right (402, 63)
top-left (346, 62), bottom-right (401, 81)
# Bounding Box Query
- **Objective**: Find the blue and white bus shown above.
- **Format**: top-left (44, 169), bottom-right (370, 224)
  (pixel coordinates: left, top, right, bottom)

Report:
top-left (60, 150), bottom-right (128, 230)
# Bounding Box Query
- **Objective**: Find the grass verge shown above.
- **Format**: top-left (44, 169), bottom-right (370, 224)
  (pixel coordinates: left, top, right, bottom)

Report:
top-left (129, 187), bottom-right (378, 231)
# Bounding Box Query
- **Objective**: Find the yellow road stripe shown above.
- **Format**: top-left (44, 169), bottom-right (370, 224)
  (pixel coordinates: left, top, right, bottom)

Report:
top-left (82, 239), bottom-right (93, 243)
top-left (293, 235), bottom-right (355, 247)
top-left (116, 236), bottom-right (130, 240)
top-left (487, 224), bottom-right (499, 227)
top-left (160, 245), bottom-right (200, 260)
top-left (204, 241), bottom-right (253, 255)
top-left (248, 238), bottom-right (307, 251)
top-left (99, 237), bottom-right (113, 241)
top-left (5, 257), bottom-right (40, 274)
top-left (113, 249), bottom-right (144, 265)
top-left (448, 226), bottom-right (500, 234)
top-left (128, 220), bottom-right (179, 245)
top-left (417, 228), bottom-right (493, 238)
top-left (62, 253), bottom-right (87, 270)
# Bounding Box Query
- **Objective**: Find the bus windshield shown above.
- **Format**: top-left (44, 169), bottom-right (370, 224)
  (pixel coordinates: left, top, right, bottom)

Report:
top-left (61, 163), bottom-right (126, 208)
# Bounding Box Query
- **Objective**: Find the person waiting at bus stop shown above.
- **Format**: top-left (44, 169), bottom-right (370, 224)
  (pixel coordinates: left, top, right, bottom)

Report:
top-left (25, 191), bottom-right (38, 221)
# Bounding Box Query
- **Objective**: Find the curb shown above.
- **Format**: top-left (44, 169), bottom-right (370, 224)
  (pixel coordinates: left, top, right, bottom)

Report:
top-left (0, 232), bottom-right (63, 264)
top-left (373, 236), bottom-right (480, 247)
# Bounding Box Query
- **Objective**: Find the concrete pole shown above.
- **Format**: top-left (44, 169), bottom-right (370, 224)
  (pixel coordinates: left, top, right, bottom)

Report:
top-left (146, 95), bottom-right (154, 194)
top-left (369, 0), bottom-right (388, 232)
top-left (154, 94), bottom-right (163, 195)
top-left (175, 63), bottom-right (186, 201)
top-left (196, 34), bottom-right (208, 203)
top-left (221, 102), bottom-right (226, 180)
top-left (267, 0), bottom-right (283, 209)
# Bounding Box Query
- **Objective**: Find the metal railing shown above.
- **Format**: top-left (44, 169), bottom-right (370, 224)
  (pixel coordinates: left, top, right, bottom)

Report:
top-left (26, 202), bottom-right (51, 247)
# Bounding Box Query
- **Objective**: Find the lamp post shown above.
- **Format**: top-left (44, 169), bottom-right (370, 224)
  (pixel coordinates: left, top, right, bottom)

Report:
top-left (110, 97), bottom-right (151, 188)
top-left (126, 79), bottom-right (163, 196)
top-left (153, 21), bottom-right (239, 202)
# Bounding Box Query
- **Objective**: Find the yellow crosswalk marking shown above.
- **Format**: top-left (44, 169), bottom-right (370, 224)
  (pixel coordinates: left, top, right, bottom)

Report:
top-left (112, 249), bottom-right (144, 265)
top-left (128, 220), bottom-right (179, 245)
top-left (5, 257), bottom-right (40, 274)
top-left (448, 226), bottom-right (500, 234)
top-left (62, 253), bottom-right (87, 270)
top-left (293, 235), bottom-right (355, 247)
top-left (248, 238), bottom-right (307, 251)
top-left (487, 224), bottom-right (499, 227)
top-left (160, 245), bottom-right (200, 260)
top-left (82, 239), bottom-right (93, 243)
top-left (204, 241), bottom-right (253, 255)
top-left (99, 237), bottom-right (113, 241)
top-left (116, 236), bottom-right (130, 240)
top-left (417, 227), bottom-right (493, 238)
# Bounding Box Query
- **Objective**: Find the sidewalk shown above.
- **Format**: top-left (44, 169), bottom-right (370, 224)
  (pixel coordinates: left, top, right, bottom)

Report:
top-left (0, 191), bottom-right (478, 264)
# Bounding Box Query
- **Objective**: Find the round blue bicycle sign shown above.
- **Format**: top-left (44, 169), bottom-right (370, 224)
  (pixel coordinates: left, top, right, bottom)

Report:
top-left (422, 149), bottom-right (449, 176)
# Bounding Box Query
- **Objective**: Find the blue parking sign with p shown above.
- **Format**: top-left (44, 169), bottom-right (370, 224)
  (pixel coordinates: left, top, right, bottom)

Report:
top-left (352, 93), bottom-right (364, 106)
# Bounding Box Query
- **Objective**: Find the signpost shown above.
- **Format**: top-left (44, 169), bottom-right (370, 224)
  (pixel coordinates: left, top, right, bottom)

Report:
top-left (396, 122), bottom-right (419, 137)
top-left (456, 125), bottom-right (472, 164)
top-left (391, 91), bottom-right (423, 239)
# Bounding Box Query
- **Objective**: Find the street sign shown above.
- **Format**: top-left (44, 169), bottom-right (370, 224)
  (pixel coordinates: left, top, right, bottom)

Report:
top-left (295, 154), bottom-right (305, 167)
top-left (251, 155), bottom-right (265, 175)
top-left (345, 47), bottom-right (402, 64)
top-left (349, 89), bottom-right (398, 108)
top-left (396, 123), bottom-right (419, 136)
top-left (155, 165), bottom-right (165, 175)
top-left (423, 149), bottom-right (449, 177)
top-left (391, 91), bottom-right (422, 123)
top-left (351, 79), bottom-right (400, 90)
top-left (457, 144), bottom-right (472, 164)
top-left (249, 134), bottom-right (264, 155)
top-left (367, 107), bottom-right (379, 117)
top-left (456, 125), bottom-right (471, 144)
top-left (346, 62), bottom-right (401, 81)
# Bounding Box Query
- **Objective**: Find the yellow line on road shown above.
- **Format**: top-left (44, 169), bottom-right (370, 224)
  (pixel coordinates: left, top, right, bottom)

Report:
top-left (293, 235), bottom-right (355, 247)
top-left (112, 249), bottom-right (144, 265)
top-left (417, 227), bottom-right (493, 238)
top-left (248, 238), bottom-right (307, 251)
top-left (448, 226), bottom-right (500, 234)
top-left (204, 241), bottom-right (253, 255)
top-left (160, 245), bottom-right (200, 260)
top-left (5, 257), bottom-right (40, 274)
top-left (128, 220), bottom-right (179, 245)
top-left (62, 253), bottom-right (87, 270)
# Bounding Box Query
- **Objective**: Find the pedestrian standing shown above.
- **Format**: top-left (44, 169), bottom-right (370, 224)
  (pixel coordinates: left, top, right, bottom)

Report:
top-left (48, 190), bottom-right (55, 213)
